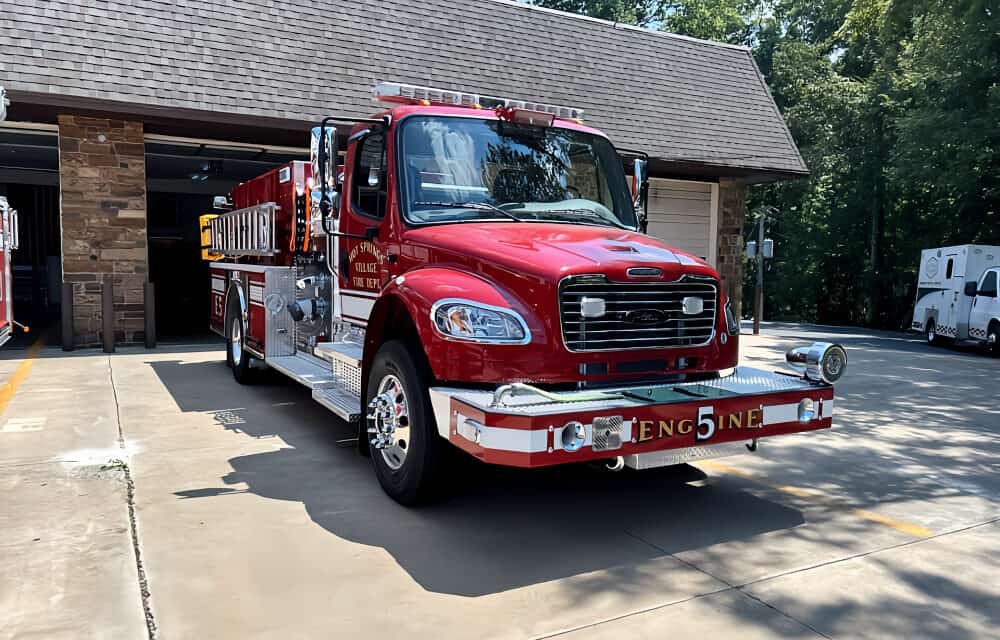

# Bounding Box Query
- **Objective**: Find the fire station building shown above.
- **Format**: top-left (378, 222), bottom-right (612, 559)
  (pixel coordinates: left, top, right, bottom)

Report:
top-left (0, 0), bottom-right (806, 347)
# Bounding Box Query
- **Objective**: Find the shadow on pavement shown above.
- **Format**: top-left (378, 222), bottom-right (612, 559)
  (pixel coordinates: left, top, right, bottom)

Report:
top-left (149, 358), bottom-right (805, 597)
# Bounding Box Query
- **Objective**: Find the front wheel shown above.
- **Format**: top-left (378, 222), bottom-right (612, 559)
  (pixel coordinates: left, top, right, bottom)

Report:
top-left (366, 340), bottom-right (444, 505)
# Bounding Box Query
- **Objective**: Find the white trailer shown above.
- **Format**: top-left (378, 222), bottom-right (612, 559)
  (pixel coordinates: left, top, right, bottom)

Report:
top-left (912, 244), bottom-right (1000, 353)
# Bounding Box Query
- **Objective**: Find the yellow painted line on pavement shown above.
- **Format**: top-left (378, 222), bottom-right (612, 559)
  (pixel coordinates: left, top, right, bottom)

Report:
top-left (0, 334), bottom-right (46, 417)
top-left (699, 460), bottom-right (935, 538)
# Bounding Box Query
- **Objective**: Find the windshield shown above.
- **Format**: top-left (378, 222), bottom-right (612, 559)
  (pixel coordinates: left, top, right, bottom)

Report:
top-left (398, 115), bottom-right (637, 229)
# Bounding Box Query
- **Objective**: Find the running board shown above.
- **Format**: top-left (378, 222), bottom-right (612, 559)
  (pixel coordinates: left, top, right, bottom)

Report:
top-left (266, 353), bottom-right (336, 390)
top-left (267, 352), bottom-right (362, 422)
top-left (313, 385), bottom-right (362, 423)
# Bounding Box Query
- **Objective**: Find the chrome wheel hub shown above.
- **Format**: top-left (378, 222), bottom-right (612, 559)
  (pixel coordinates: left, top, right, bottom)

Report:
top-left (231, 317), bottom-right (243, 363)
top-left (367, 374), bottom-right (410, 470)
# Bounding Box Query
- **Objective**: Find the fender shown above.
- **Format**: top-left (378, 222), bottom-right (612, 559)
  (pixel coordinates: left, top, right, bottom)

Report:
top-left (364, 267), bottom-right (542, 386)
top-left (223, 278), bottom-right (249, 348)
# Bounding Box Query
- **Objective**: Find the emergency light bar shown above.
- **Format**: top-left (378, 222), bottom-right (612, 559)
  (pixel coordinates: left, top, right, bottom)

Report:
top-left (373, 82), bottom-right (584, 121)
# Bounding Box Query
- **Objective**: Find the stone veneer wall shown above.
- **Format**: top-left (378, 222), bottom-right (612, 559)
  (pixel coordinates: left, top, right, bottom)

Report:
top-left (58, 115), bottom-right (148, 346)
top-left (716, 178), bottom-right (747, 318)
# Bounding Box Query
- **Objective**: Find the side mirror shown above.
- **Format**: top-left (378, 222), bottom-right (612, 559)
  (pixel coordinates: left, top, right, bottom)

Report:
top-left (9, 209), bottom-right (18, 251)
top-left (311, 125), bottom-right (338, 220)
top-left (965, 281), bottom-right (978, 296)
top-left (632, 158), bottom-right (649, 233)
top-left (310, 125), bottom-right (338, 191)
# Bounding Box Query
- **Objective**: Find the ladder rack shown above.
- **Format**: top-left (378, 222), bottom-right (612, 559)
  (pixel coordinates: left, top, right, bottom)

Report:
top-left (208, 202), bottom-right (279, 257)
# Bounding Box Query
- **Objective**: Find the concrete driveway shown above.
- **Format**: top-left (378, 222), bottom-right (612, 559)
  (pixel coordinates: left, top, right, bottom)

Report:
top-left (1, 325), bottom-right (997, 639)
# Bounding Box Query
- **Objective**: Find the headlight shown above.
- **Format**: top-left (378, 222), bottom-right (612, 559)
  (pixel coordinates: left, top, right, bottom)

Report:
top-left (785, 342), bottom-right (847, 384)
top-left (724, 299), bottom-right (739, 335)
top-left (431, 299), bottom-right (531, 344)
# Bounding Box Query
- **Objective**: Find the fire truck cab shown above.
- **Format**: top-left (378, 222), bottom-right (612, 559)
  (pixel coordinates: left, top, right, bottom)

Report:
top-left (204, 82), bottom-right (847, 504)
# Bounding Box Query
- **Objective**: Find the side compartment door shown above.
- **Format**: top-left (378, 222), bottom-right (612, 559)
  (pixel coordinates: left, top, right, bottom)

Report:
top-left (969, 269), bottom-right (998, 341)
top-left (337, 129), bottom-right (390, 326)
top-left (940, 252), bottom-right (960, 332)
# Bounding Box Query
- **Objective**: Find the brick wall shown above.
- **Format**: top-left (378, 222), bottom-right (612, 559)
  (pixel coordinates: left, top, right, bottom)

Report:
top-left (58, 115), bottom-right (147, 346)
top-left (716, 178), bottom-right (746, 318)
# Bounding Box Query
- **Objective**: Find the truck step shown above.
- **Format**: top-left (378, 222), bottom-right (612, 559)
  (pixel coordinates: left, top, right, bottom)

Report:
top-left (266, 353), bottom-right (336, 390)
top-left (313, 385), bottom-right (362, 423)
top-left (314, 341), bottom-right (363, 368)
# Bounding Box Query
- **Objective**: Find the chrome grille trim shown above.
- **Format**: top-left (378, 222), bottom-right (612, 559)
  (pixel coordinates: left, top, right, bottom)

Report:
top-left (559, 275), bottom-right (718, 352)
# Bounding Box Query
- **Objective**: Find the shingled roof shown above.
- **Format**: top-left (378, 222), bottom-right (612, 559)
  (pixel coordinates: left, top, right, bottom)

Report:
top-left (1, 0), bottom-right (807, 180)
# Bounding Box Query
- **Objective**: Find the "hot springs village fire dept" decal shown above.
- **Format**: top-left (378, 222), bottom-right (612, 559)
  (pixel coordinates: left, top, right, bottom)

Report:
top-left (348, 241), bottom-right (384, 290)
top-left (635, 406), bottom-right (763, 443)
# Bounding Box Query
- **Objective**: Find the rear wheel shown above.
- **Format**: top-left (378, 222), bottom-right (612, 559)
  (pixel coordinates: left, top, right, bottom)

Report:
top-left (366, 340), bottom-right (444, 505)
top-left (988, 322), bottom-right (1000, 357)
top-left (926, 320), bottom-right (947, 346)
top-left (227, 308), bottom-right (255, 384)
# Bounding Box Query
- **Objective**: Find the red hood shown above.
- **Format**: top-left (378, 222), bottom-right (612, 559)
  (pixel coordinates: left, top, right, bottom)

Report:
top-left (401, 222), bottom-right (718, 283)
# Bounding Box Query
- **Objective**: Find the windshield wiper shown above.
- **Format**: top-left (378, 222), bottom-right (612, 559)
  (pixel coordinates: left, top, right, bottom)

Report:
top-left (414, 201), bottom-right (523, 222)
top-left (532, 208), bottom-right (630, 230)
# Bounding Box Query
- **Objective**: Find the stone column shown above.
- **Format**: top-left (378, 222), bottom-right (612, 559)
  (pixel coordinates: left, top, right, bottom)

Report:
top-left (716, 178), bottom-right (746, 318)
top-left (58, 115), bottom-right (147, 346)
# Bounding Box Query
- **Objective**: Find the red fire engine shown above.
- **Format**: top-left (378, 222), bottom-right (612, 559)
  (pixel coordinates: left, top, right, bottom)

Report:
top-left (202, 82), bottom-right (847, 504)
top-left (0, 196), bottom-right (21, 347)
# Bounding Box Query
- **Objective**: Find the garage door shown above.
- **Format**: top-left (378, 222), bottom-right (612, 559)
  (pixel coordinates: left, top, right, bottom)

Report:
top-left (645, 179), bottom-right (717, 265)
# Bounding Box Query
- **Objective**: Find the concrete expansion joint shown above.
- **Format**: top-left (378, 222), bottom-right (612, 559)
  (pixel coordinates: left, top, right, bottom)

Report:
top-left (535, 517), bottom-right (1000, 640)
top-left (108, 356), bottom-right (158, 640)
top-left (534, 529), bottom-right (832, 640)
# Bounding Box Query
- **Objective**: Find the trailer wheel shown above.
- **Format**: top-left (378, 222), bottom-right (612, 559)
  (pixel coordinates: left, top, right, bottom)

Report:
top-left (227, 307), bottom-right (255, 384)
top-left (366, 340), bottom-right (444, 505)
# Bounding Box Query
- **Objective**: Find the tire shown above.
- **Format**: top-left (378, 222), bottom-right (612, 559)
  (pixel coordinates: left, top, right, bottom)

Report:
top-left (227, 304), bottom-right (255, 385)
top-left (366, 340), bottom-right (445, 505)
top-left (988, 322), bottom-right (1000, 357)
top-left (926, 320), bottom-right (947, 346)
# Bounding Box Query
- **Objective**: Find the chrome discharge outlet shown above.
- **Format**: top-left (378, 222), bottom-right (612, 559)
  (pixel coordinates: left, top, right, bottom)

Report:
top-left (785, 342), bottom-right (847, 384)
top-left (606, 456), bottom-right (625, 472)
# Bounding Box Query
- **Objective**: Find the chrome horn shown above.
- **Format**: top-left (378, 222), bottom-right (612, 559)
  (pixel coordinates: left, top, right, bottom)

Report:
top-left (785, 342), bottom-right (847, 385)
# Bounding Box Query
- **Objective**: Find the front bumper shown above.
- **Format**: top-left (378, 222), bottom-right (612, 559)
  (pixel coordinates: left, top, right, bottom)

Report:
top-left (429, 366), bottom-right (834, 469)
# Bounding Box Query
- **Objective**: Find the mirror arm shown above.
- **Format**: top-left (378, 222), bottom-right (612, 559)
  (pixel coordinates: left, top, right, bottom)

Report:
top-left (327, 227), bottom-right (379, 242)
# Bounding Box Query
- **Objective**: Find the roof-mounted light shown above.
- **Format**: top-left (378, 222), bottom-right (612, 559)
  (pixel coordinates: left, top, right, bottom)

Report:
top-left (373, 82), bottom-right (584, 121)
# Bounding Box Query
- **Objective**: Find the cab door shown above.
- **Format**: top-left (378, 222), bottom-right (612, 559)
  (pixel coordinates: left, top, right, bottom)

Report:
top-left (969, 268), bottom-right (998, 341)
top-left (336, 128), bottom-right (390, 326)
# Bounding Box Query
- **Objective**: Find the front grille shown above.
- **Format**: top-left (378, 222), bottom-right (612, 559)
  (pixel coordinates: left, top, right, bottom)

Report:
top-left (559, 276), bottom-right (718, 351)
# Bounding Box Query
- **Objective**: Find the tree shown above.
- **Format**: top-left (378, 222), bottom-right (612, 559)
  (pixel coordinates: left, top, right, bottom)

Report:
top-left (530, 0), bottom-right (664, 26)
top-left (536, 0), bottom-right (1000, 329)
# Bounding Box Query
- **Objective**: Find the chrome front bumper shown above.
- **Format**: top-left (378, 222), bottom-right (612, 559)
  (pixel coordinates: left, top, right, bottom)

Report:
top-left (429, 365), bottom-right (836, 469)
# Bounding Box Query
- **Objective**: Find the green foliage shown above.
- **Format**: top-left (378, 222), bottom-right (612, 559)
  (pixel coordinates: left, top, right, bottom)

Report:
top-left (530, 0), bottom-right (664, 26)
top-left (535, 0), bottom-right (1000, 328)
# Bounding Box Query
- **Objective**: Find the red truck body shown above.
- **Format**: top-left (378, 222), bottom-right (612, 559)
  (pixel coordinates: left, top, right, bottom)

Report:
top-left (203, 83), bottom-right (845, 504)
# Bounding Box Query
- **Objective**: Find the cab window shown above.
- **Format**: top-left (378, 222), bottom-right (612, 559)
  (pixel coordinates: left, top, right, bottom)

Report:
top-left (351, 132), bottom-right (387, 219)
top-left (980, 270), bottom-right (998, 296)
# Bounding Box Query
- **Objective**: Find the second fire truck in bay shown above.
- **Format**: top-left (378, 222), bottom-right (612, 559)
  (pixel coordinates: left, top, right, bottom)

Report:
top-left (203, 82), bottom-right (847, 504)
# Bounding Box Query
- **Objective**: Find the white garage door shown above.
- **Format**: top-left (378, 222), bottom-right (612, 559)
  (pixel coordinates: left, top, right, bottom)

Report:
top-left (645, 179), bottom-right (717, 266)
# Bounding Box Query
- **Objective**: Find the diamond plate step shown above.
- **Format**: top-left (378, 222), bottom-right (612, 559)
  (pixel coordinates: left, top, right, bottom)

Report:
top-left (313, 384), bottom-right (362, 423)
top-left (314, 341), bottom-right (363, 368)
